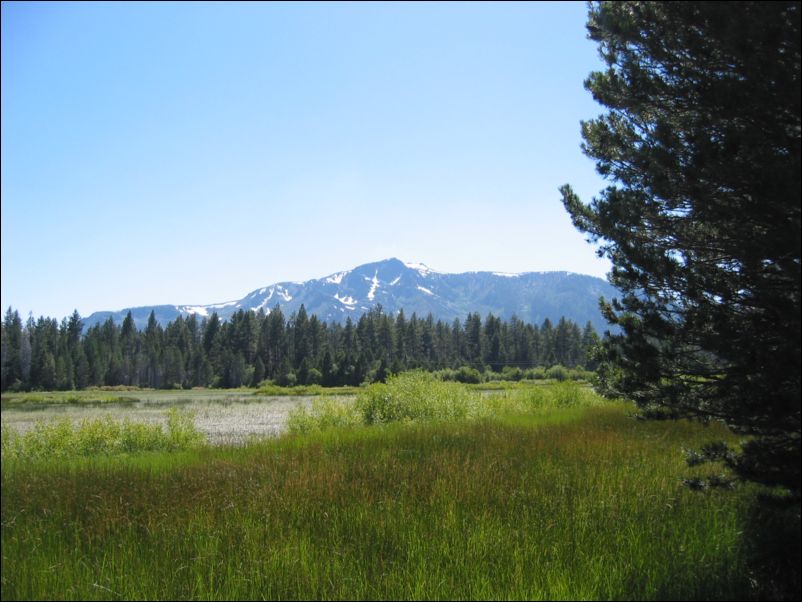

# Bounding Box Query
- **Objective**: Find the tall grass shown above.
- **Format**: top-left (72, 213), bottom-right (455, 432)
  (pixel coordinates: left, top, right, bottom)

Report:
top-left (1, 409), bottom-right (204, 460)
top-left (2, 388), bottom-right (774, 600)
top-left (287, 372), bottom-right (602, 434)
top-left (252, 383), bottom-right (363, 397)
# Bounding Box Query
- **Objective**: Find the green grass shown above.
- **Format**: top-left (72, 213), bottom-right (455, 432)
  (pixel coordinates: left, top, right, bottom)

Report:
top-left (287, 372), bottom-right (604, 435)
top-left (3, 378), bottom-right (783, 600)
top-left (252, 383), bottom-right (363, 397)
top-left (1, 409), bottom-right (205, 459)
top-left (0, 385), bottom-right (362, 409)
top-left (0, 391), bottom-right (143, 407)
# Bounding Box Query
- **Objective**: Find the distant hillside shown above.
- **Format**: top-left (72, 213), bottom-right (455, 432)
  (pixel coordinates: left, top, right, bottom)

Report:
top-left (82, 258), bottom-right (618, 332)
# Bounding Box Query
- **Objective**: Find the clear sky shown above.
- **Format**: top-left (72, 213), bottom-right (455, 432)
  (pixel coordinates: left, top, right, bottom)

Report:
top-left (2, 1), bottom-right (611, 320)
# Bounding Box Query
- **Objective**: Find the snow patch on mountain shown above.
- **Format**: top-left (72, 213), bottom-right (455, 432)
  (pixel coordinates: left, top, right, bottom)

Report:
top-left (404, 261), bottom-right (435, 276)
top-left (254, 294), bottom-right (274, 311)
top-left (334, 293), bottom-right (357, 306)
top-left (81, 258), bottom-right (616, 334)
top-left (209, 301), bottom-right (238, 309)
top-left (367, 272), bottom-right (380, 301)
top-left (326, 272), bottom-right (347, 284)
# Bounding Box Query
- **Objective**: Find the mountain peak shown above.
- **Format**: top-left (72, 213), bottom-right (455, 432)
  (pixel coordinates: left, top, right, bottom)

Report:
top-left (401, 260), bottom-right (437, 276)
top-left (82, 259), bottom-right (616, 332)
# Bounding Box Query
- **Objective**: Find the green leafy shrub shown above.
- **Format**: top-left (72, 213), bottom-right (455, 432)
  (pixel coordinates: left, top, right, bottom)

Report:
top-left (434, 366), bottom-right (484, 384)
top-left (499, 366), bottom-right (524, 381)
top-left (454, 366), bottom-right (483, 384)
top-left (524, 367), bottom-right (547, 380)
top-left (545, 364), bottom-right (569, 381)
top-left (355, 371), bottom-right (478, 424)
top-left (287, 372), bottom-right (481, 433)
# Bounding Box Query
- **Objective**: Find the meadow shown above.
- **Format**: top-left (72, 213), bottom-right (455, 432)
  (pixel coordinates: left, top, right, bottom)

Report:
top-left (1, 375), bottom-right (794, 600)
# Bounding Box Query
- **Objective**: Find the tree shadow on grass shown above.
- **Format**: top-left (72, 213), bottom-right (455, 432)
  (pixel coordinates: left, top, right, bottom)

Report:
top-left (741, 494), bottom-right (801, 601)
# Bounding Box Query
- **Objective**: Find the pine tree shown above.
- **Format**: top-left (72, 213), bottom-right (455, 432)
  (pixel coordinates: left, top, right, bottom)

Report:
top-left (464, 313), bottom-right (483, 370)
top-left (264, 306), bottom-right (286, 379)
top-left (320, 349), bottom-right (336, 386)
top-left (483, 314), bottom-right (504, 371)
top-left (581, 321), bottom-right (600, 371)
top-left (120, 311), bottom-right (138, 386)
top-left (1, 308), bottom-right (23, 390)
top-left (539, 319), bottom-right (555, 367)
top-left (143, 311), bottom-right (163, 388)
top-left (395, 310), bottom-right (407, 368)
top-left (252, 356), bottom-right (265, 387)
top-left (561, 1), bottom-right (800, 497)
top-left (292, 305), bottom-right (310, 370)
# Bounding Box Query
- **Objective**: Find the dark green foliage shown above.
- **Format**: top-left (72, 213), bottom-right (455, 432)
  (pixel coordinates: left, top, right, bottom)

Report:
top-left (437, 366), bottom-right (484, 384)
top-left (545, 364), bottom-right (570, 382)
top-left (561, 2), bottom-right (800, 498)
top-left (1, 306), bottom-right (599, 392)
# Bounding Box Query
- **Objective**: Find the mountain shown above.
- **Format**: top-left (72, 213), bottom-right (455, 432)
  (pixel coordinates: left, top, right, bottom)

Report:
top-left (82, 258), bottom-right (618, 332)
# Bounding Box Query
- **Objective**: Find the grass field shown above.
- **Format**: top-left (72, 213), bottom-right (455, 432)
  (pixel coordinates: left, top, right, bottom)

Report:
top-left (0, 385), bottom-right (358, 409)
top-left (1, 377), bottom-right (796, 600)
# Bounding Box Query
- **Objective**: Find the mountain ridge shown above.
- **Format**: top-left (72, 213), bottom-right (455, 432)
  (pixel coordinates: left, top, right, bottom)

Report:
top-left (82, 258), bottom-right (618, 333)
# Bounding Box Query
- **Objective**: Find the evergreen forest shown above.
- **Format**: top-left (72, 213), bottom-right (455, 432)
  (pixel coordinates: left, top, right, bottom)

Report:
top-left (0, 305), bottom-right (599, 391)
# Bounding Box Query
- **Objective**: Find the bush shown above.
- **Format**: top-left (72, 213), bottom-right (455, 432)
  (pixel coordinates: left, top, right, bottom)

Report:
top-left (454, 366), bottom-right (483, 384)
top-left (306, 368), bottom-right (323, 385)
top-left (545, 365), bottom-right (569, 381)
top-left (524, 367), bottom-right (548, 380)
top-left (435, 366), bottom-right (483, 384)
top-left (287, 371), bottom-right (482, 433)
top-left (277, 372), bottom-right (297, 387)
top-left (355, 371), bottom-right (478, 425)
top-left (499, 366), bottom-right (524, 381)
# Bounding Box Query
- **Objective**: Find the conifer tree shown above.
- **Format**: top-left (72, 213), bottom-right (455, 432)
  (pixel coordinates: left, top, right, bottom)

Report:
top-left (561, 1), bottom-right (800, 497)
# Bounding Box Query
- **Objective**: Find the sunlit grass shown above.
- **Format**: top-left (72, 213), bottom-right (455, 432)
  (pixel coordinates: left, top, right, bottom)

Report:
top-left (0, 385), bottom-right (361, 409)
top-left (1, 409), bottom-right (204, 460)
top-left (1, 382), bottom-right (770, 600)
top-left (286, 372), bottom-right (604, 435)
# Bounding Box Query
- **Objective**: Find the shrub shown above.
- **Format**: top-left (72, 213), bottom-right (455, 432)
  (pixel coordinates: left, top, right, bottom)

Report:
top-left (524, 367), bottom-right (547, 380)
top-left (355, 371), bottom-right (477, 425)
top-left (499, 366), bottom-right (524, 381)
top-left (545, 364), bottom-right (569, 381)
top-left (454, 366), bottom-right (483, 384)
top-left (277, 372), bottom-right (297, 387)
top-left (306, 368), bottom-right (323, 386)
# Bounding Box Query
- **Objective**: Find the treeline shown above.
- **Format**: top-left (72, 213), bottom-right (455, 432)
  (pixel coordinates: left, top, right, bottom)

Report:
top-left (0, 305), bottom-right (600, 391)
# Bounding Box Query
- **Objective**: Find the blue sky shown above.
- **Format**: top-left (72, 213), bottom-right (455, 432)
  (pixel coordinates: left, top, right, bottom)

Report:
top-left (2, 1), bottom-right (611, 320)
